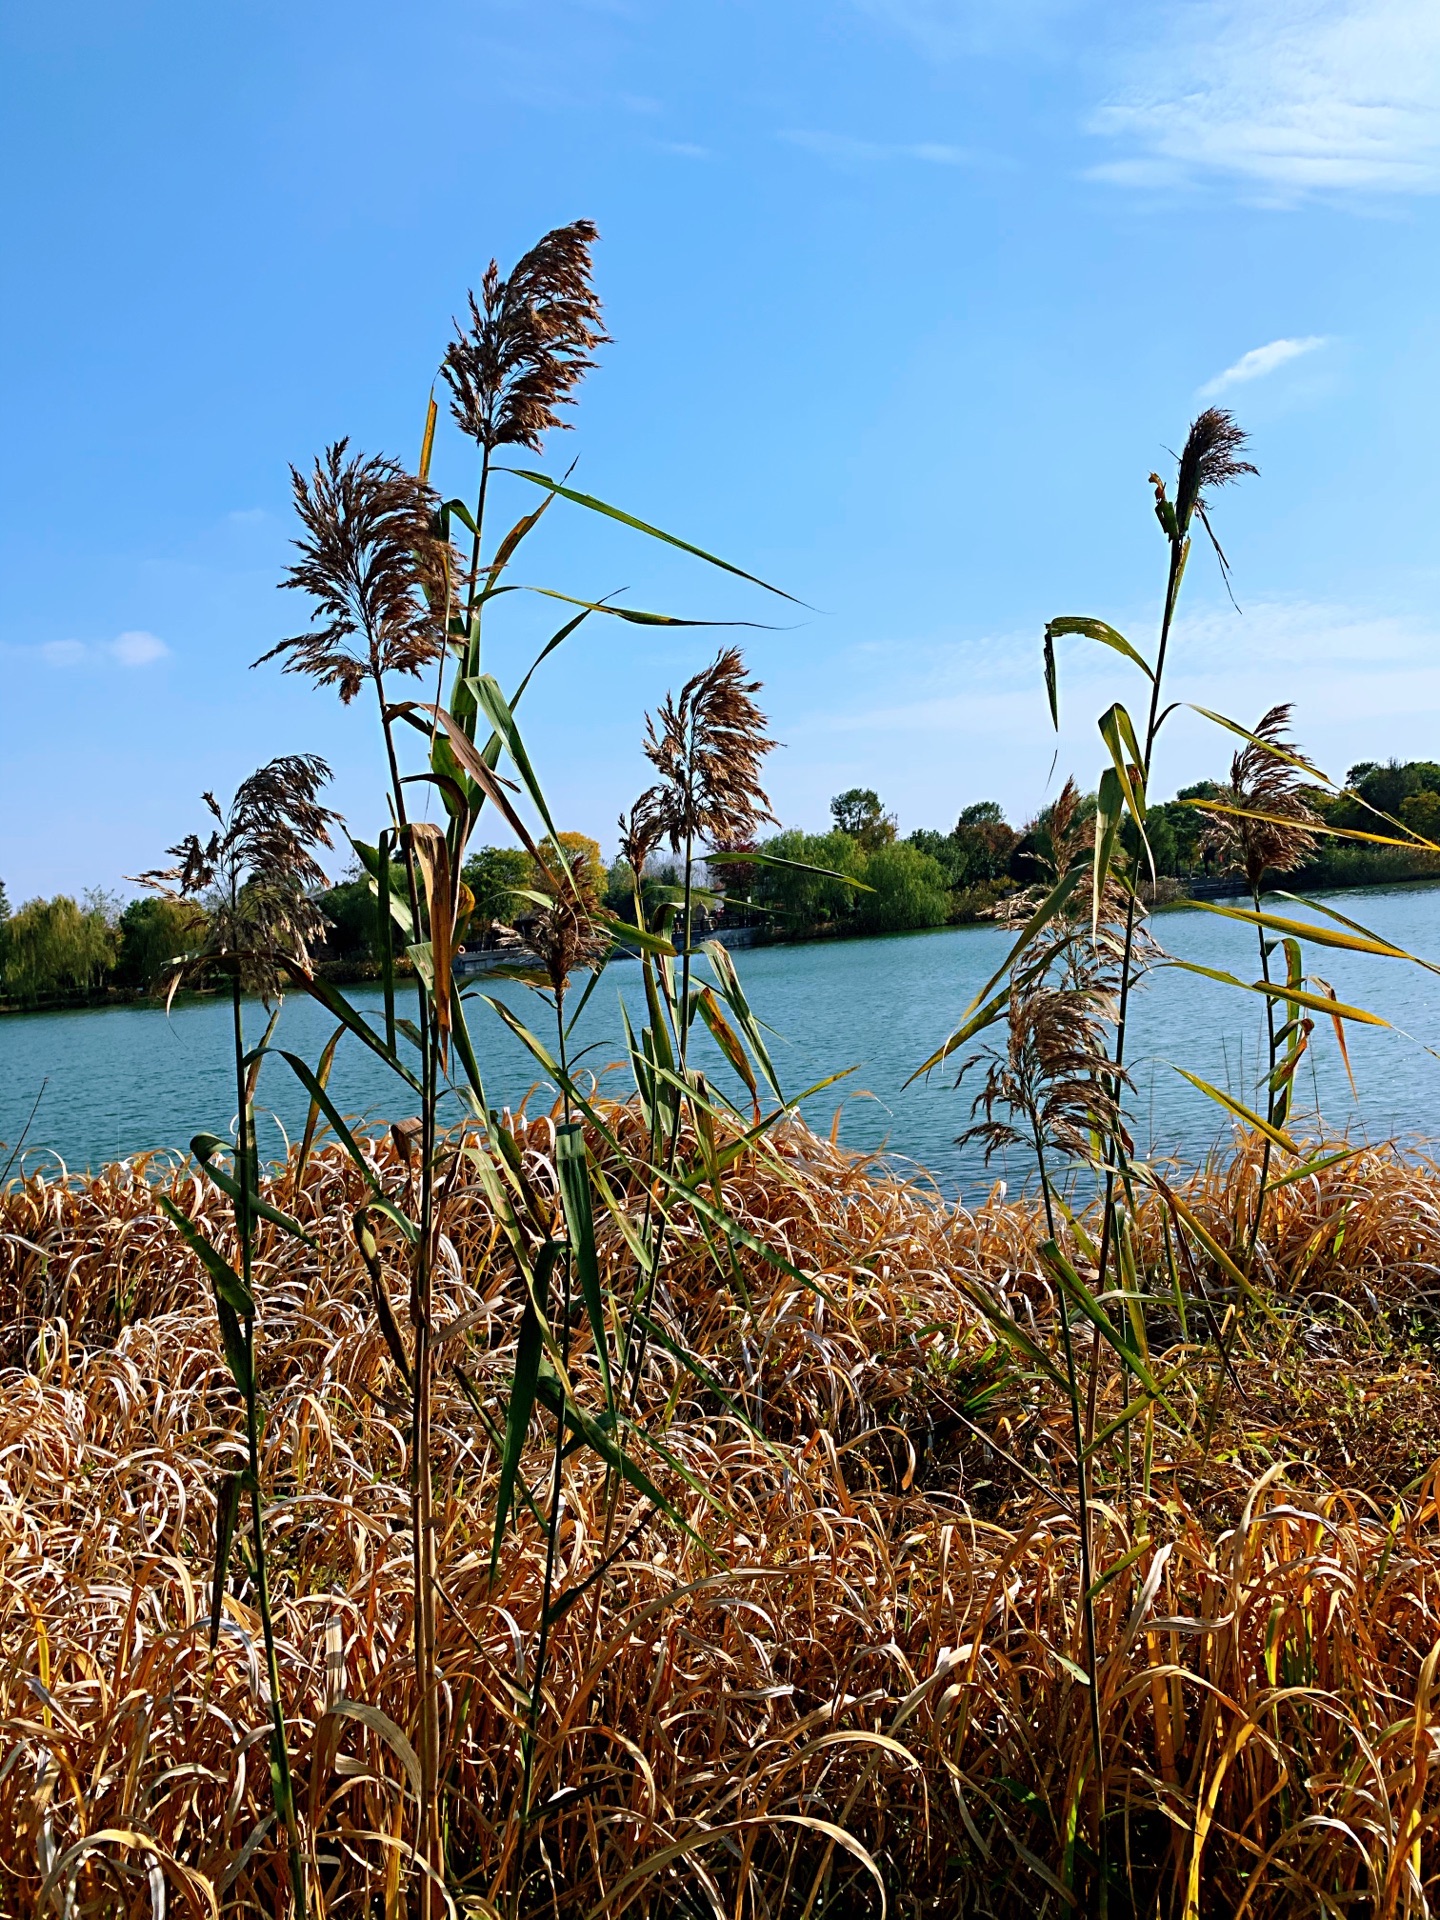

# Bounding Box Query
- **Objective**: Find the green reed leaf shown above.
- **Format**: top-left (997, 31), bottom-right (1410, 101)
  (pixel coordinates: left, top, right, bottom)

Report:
top-left (1174, 1067), bottom-right (1303, 1156)
top-left (503, 469), bottom-right (804, 603)
top-left (557, 1123), bottom-right (613, 1414)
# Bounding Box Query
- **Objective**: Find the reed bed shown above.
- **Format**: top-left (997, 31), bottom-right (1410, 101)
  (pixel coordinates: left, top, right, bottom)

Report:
top-left (5, 1111), bottom-right (1440, 1916)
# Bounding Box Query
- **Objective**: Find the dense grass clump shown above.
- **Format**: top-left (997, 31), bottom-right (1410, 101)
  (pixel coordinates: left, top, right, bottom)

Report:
top-left (5, 1112), bottom-right (1440, 1916)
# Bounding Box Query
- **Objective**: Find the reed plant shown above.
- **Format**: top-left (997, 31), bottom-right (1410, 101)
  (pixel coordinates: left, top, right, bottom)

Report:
top-left (244, 221), bottom-right (797, 1913)
top-left (914, 406), bottom-right (1440, 1902)
top-left (134, 756), bottom-right (339, 1916)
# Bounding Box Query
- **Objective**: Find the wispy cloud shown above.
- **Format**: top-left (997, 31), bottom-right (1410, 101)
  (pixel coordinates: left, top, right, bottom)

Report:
top-left (1199, 335), bottom-right (1330, 396)
top-left (109, 630), bottom-right (169, 667)
top-left (781, 129), bottom-right (979, 168)
top-left (32, 631), bottom-right (170, 669)
top-left (40, 640), bottom-right (88, 668)
top-left (1090, 0), bottom-right (1440, 202)
top-left (852, 0), bottom-right (1073, 60)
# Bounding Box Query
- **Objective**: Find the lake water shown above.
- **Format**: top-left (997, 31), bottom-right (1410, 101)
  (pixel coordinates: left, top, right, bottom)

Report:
top-left (4, 882), bottom-right (1440, 1204)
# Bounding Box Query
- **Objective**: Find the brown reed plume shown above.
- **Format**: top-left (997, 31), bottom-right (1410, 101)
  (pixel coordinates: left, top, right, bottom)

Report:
top-left (1198, 702), bottom-right (1321, 893)
top-left (616, 787), bottom-right (667, 886)
top-left (259, 441), bottom-right (451, 705)
top-left (1172, 405), bottom-right (1259, 537)
top-left (961, 967), bottom-right (1131, 1169)
top-left (134, 754), bottom-right (338, 1000)
top-left (441, 221), bottom-right (607, 457)
top-left (515, 862), bottom-right (610, 998)
top-left (643, 645), bottom-right (777, 856)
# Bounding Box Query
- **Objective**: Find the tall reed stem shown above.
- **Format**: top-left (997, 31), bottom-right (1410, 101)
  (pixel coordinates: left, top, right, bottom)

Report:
top-left (1086, 534), bottom-right (1187, 1446)
top-left (229, 964), bottom-right (306, 1917)
top-left (1247, 897), bottom-right (1278, 1263)
top-left (521, 995), bottom-right (574, 1851)
top-left (1033, 1121), bottom-right (1107, 1911)
top-left (378, 683), bottom-right (443, 1914)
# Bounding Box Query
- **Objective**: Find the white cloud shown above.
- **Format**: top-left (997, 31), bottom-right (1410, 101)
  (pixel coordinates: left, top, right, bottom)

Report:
top-left (1199, 335), bottom-right (1330, 396)
top-left (108, 630), bottom-right (169, 667)
top-left (1091, 0), bottom-right (1440, 201)
top-left (29, 631), bottom-right (169, 668)
top-left (781, 130), bottom-right (980, 167)
top-left (40, 640), bottom-right (87, 668)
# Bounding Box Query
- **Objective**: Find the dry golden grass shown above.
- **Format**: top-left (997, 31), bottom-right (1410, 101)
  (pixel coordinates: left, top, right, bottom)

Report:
top-left (6, 1113), bottom-right (1440, 1916)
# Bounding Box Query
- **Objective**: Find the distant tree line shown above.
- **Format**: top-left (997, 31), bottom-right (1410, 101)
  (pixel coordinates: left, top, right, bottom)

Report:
top-left (720, 760), bottom-right (1440, 941)
top-left (0, 832), bottom-right (611, 1009)
top-left (6, 759), bottom-right (1440, 1004)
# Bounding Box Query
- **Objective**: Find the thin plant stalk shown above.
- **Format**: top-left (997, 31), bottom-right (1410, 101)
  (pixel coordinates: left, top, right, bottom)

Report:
top-left (228, 960), bottom-right (307, 1918)
top-left (1085, 413), bottom-right (1255, 1441)
top-left (463, 443), bottom-right (493, 680)
top-left (520, 987), bottom-right (574, 1848)
top-left (1247, 896), bottom-right (1279, 1264)
top-left (1085, 532), bottom-right (1186, 1445)
top-left (1032, 1116), bottom-right (1107, 1911)
top-left (369, 664), bottom-right (446, 1911)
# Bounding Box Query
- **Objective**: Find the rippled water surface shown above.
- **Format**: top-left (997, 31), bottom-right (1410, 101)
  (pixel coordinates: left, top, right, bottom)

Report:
top-left (5, 882), bottom-right (1440, 1203)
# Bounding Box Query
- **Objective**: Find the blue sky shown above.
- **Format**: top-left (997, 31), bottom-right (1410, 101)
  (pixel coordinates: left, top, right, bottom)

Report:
top-left (3, 0), bottom-right (1440, 901)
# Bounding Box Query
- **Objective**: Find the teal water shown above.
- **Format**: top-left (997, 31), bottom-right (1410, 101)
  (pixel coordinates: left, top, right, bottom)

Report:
top-left (4, 883), bottom-right (1440, 1202)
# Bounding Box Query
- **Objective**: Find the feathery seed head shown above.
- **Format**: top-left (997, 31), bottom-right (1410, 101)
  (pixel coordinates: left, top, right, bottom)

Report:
top-left (1174, 407), bottom-right (1257, 537)
top-left (441, 221), bottom-right (608, 454)
top-left (261, 441), bottom-right (451, 703)
top-left (1199, 703), bottom-right (1320, 893)
top-left (643, 647), bottom-right (777, 854)
top-left (135, 755), bottom-right (339, 997)
top-left (516, 855), bottom-right (610, 997)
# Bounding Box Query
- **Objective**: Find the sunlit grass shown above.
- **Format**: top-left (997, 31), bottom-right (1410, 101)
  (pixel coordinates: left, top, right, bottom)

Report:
top-left (6, 1112), bottom-right (1440, 1915)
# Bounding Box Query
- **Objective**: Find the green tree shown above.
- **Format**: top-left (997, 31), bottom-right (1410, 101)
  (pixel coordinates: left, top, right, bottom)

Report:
top-left (114, 896), bottom-right (208, 989)
top-left (906, 828), bottom-right (969, 891)
top-left (1169, 781), bottom-right (1223, 872)
top-left (462, 846), bottom-right (531, 933)
top-left (1401, 788), bottom-right (1440, 844)
top-left (951, 801), bottom-right (1018, 883)
top-left (852, 842), bottom-right (951, 933)
top-left (2, 894), bottom-right (118, 1002)
top-left (830, 788), bottom-right (896, 850)
top-left (749, 828), bottom-right (867, 932)
top-left (533, 832), bottom-right (607, 900)
top-left (313, 880), bottom-right (381, 961)
top-left (1341, 759), bottom-right (1440, 822)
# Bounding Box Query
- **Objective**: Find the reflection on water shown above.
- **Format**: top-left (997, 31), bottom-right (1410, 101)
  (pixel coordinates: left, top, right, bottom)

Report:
top-left (4, 882), bottom-right (1440, 1206)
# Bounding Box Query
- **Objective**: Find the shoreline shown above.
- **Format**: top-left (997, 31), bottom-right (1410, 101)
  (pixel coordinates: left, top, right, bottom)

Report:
top-left (6, 867), bottom-right (1440, 1019)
